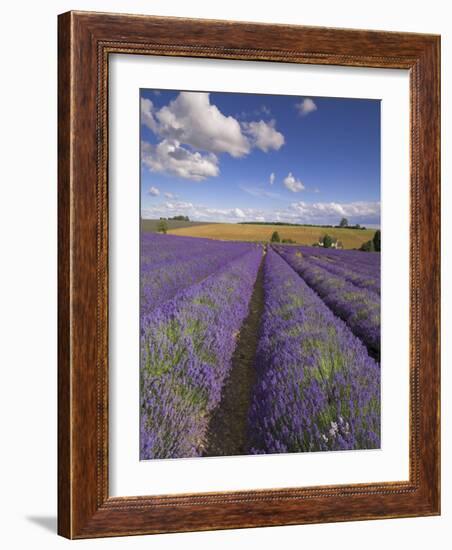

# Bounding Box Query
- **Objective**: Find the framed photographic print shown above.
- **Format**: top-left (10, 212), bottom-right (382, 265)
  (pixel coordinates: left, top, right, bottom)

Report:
top-left (58, 11), bottom-right (440, 538)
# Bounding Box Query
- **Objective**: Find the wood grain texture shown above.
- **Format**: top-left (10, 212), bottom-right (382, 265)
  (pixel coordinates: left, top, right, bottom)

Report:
top-left (57, 10), bottom-right (72, 539)
top-left (57, 10), bottom-right (440, 539)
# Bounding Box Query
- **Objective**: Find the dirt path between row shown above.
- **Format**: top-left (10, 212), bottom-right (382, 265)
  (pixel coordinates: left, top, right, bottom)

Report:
top-left (203, 253), bottom-right (266, 457)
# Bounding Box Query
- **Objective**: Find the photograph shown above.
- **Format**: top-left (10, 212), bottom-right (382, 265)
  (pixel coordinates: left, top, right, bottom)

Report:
top-left (139, 89), bottom-right (382, 460)
top-left (45, 3), bottom-right (442, 541)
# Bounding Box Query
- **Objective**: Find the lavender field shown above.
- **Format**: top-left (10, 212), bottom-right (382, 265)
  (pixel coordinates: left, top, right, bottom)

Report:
top-left (140, 234), bottom-right (381, 459)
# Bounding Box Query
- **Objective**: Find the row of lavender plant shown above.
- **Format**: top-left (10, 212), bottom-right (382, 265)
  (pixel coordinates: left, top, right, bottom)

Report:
top-left (141, 232), bottom-right (247, 271)
top-left (248, 248), bottom-right (380, 454)
top-left (274, 246), bottom-right (380, 357)
top-left (140, 248), bottom-right (262, 459)
top-left (295, 244), bottom-right (380, 279)
top-left (274, 245), bottom-right (380, 295)
top-left (141, 233), bottom-right (256, 313)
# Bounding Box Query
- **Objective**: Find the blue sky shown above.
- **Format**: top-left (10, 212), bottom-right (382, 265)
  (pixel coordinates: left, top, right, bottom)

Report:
top-left (140, 89), bottom-right (380, 227)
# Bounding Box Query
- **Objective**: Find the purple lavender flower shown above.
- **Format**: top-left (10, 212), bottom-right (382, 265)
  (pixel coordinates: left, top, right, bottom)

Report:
top-left (248, 249), bottom-right (380, 454)
top-left (141, 233), bottom-right (256, 314)
top-left (274, 245), bottom-right (380, 356)
top-left (285, 244), bottom-right (380, 282)
top-left (140, 246), bottom-right (262, 459)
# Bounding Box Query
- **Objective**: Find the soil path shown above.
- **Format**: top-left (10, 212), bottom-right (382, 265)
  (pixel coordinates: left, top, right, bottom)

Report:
top-left (203, 253), bottom-right (266, 457)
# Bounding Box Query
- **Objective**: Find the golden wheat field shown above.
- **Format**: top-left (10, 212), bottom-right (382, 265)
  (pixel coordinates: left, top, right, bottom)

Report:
top-left (167, 223), bottom-right (375, 249)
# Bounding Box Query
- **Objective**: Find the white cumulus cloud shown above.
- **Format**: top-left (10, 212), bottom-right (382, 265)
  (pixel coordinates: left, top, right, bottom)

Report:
top-left (142, 203), bottom-right (267, 223)
top-left (290, 201), bottom-right (380, 224)
top-left (153, 92), bottom-right (250, 157)
top-left (283, 172), bottom-right (305, 193)
top-left (242, 120), bottom-right (285, 152)
top-left (141, 199), bottom-right (380, 226)
top-left (296, 98), bottom-right (317, 117)
top-left (148, 186), bottom-right (160, 196)
top-left (141, 139), bottom-right (219, 181)
top-left (141, 98), bottom-right (158, 132)
top-left (165, 201), bottom-right (193, 210)
top-left (269, 172), bottom-right (275, 185)
top-left (141, 92), bottom-right (286, 180)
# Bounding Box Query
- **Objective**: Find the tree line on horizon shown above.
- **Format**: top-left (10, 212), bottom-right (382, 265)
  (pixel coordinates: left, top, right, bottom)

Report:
top-left (239, 217), bottom-right (369, 230)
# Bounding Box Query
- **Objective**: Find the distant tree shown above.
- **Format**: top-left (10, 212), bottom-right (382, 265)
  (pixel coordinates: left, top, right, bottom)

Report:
top-left (270, 231), bottom-right (281, 243)
top-left (157, 219), bottom-right (168, 234)
top-left (360, 239), bottom-right (375, 252)
top-left (171, 215), bottom-right (190, 221)
top-left (339, 217), bottom-right (349, 227)
top-left (282, 238), bottom-right (296, 244)
top-left (373, 230), bottom-right (381, 252)
top-left (322, 234), bottom-right (334, 248)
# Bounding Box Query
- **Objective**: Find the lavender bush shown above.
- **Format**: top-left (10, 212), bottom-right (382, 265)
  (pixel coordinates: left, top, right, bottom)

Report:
top-left (141, 233), bottom-right (255, 313)
top-left (294, 250), bottom-right (380, 295)
top-left (141, 232), bottom-right (252, 271)
top-left (290, 244), bottom-right (380, 281)
top-left (275, 246), bottom-right (380, 356)
top-left (248, 249), bottom-right (380, 454)
top-left (140, 247), bottom-right (262, 459)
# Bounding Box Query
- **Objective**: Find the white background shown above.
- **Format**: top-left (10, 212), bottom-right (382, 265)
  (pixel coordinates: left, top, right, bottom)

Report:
top-left (0, 0), bottom-right (449, 548)
top-left (110, 55), bottom-right (409, 496)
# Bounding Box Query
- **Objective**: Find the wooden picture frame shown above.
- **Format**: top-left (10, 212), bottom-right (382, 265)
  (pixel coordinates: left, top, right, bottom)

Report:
top-left (58, 10), bottom-right (440, 539)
